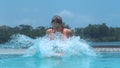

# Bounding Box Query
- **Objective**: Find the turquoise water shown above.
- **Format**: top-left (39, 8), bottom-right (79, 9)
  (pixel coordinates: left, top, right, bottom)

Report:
top-left (0, 34), bottom-right (120, 68)
top-left (0, 52), bottom-right (120, 68)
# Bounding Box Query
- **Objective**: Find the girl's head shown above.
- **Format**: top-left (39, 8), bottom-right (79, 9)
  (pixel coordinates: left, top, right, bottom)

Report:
top-left (51, 15), bottom-right (63, 28)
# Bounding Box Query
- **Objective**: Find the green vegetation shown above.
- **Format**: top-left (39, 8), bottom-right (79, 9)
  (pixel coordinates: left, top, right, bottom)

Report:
top-left (0, 24), bottom-right (46, 43)
top-left (74, 23), bottom-right (120, 42)
top-left (0, 23), bottom-right (120, 43)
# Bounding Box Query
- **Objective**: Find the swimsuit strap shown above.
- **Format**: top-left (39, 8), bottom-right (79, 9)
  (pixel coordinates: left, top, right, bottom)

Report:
top-left (61, 28), bottom-right (64, 33)
top-left (51, 28), bottom-right (66, 40)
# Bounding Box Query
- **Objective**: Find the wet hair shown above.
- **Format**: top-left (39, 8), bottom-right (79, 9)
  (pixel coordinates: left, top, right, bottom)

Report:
top-left (51, 15), bottom-right (63, 24)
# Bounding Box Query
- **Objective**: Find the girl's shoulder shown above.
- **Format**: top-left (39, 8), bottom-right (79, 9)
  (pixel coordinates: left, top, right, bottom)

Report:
top-left (46, 28), bottom-right (53, 34)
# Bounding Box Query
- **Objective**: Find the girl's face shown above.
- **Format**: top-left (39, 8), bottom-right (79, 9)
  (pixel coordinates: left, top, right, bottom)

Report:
top-left (52, 22), bottom-right (62, 28)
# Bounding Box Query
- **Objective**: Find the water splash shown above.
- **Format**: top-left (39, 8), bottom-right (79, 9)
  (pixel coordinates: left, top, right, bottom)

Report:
top-left (0, 33), bottom-right (96, 57)
top-left (0, 34), bottom-right (34, 49)
top-left (24, 33), bottom-right (96, 58)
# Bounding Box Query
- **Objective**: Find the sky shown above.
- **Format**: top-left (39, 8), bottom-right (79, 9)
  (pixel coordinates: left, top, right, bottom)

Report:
top-left (0, 0), bottom-right (120, 28)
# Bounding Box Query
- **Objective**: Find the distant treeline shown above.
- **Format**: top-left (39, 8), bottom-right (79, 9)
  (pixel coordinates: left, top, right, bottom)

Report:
top-left (0, 23), bottom-right (120, 43)
top-left (75, 23), bottom-right (120, 42)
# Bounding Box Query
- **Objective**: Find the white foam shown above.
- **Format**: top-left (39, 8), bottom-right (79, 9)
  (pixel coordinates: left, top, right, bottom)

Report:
top-left (0, 33), bottom-right (96, 57)
top-left (25, 33), bottom-right (96, 58)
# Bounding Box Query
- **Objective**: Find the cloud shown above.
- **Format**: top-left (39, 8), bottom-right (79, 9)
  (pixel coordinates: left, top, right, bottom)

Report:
top-left (56, 10), bottom-right (95, 27)
top-left (57, 10), bottom-right (94, 22)
top-left (57, 10), bottom-right (74, 18)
